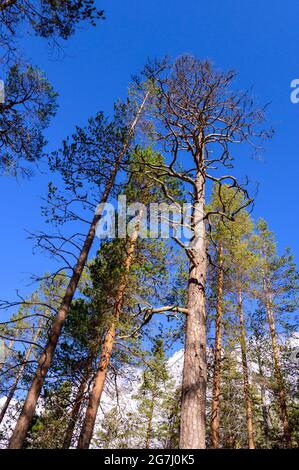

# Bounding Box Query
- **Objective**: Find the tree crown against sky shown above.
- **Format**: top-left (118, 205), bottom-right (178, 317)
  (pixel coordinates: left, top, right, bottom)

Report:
top-left (0, 3), bottom-right (299, 451)
top-left (0, 1), bottom-right (104, 175)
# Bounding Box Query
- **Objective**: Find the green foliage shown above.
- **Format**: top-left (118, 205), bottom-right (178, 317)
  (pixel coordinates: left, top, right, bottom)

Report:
top-left (0, 63), bottom-right (57, 174)
top-left (0, 1), bottom-right (104, 44)
top-left (24, 382), bottom-right (72, 448)
top-left (95, 407), bottom-right (137, 449)
top-left (0, 0), bottom-right (104, 175)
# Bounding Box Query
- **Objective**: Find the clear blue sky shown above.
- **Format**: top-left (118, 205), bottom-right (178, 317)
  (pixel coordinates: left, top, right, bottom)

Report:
top-left (0, 0), bottom-right (299, 303)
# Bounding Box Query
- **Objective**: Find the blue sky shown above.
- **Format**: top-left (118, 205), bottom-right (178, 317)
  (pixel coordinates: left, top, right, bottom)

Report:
top-left (0, 0), bottom-right (299, 304)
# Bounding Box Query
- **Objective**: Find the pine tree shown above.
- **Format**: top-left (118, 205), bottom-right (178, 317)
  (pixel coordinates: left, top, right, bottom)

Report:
top-left (8, 85), bottom-right (152, 448)
top-left (253, 219), bottom-right (299, 447)
top-left (207, 185), bottom-right (256, 448)
top-left (142, 55), bottom-right (270, 448)
top-left (223, 201), bottom-right (260, 448)
top-left (77, 148), bottom-right (176, 448)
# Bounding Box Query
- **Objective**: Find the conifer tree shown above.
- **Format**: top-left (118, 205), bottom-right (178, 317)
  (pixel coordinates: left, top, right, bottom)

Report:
top-left (0, 64), bottom-right (57, 174)
top-left (254, 219), bottom-right (299, 447)
top-left (227, 212), bottom-right (256, 449)
top-left (8, 82), bottom-right (153, 448)
top-left (208, 184), bottom-right (258, 448)
top-left (77, 148), bottom-right (177, 448)
top-left (0, 0), bottom-right (104, 174)
top-left (142, 55), bottom-right (270, 448)
top-left (24, 382), bottom-right (73, 449)
top-left (207, 185), bottom-right (253, 448)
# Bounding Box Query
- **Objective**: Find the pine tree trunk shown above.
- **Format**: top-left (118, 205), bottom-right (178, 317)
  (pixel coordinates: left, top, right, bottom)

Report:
top-left (145, 411), bottom-right (154, 449)
top-left (179, 170), bottom-right (207, 449)
top-left (8, 93), bottom-right (149, 449)
top-left (0, 318), bottom-right (44, 425)
top-left (77, 212), bottom-right (143, 449)
top-left (62, 353), bottom-right (94, 449)
top-left (145, 388), bottom-right (156, 449)
top-left (263, 271), bottom-right (291, 447)
top-left (211, 243), bottom-right (224, 448)
top-left (256, 348), bottom-right (270, 446)
top-left (238, 288), bottom-right (255, 449)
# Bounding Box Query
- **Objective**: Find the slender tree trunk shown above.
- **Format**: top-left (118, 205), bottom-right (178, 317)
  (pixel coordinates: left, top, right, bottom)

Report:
top-left (0, 319), bottom-right (44, 425)
top-left (256, 348), bottom-right (270, 446)
top-left (179, 169), bottom-right (207, 449)
top-left (238, 288), bottom-right (255, 449)
top-left (77, 211), bottom-right (143, 449)
top-left (62, 320), bottom-right (105, 448)
top-left (260, 386), bottom-right (270, 446)
top-left (62, 353), bottom-right (94, 449)
top-left (8, 93), bottom-right (149, 449)
top-left (211, 243), bottom-right (224, 448)
top-left (145, 389), bottom-right (156, 449)
top-left (263, 271), bottom-right (291, 448)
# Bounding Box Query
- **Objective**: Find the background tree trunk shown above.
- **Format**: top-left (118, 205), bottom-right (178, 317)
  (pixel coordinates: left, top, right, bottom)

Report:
top-left (145, 389), bottom-right (156, 449)
top-left (211, 243), bottom-right (224, 448)
top-left (0, 338), bottom-right (15, 374)
top-left (238, 288), bottom-right (255, 449)
top-left (263, 272), bottom-right (291, 447)
top-left (62, 354), bottom-right (94, 449)
top-left (0, 318), bottom-right (44, 425)
top-left (256, 350), bottom-right (271, 446)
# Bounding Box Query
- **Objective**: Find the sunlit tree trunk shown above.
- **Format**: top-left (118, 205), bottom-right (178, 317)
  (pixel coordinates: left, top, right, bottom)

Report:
top-left (77, 211), bottom-right (143, 449)
top-left (238, 288), bottom-right (255, 449)
top-left (263, 270), bottom-right (291, 448)
top-left (8, 93), bottom-right (149, 449)
top-left (62, 353), bottom-right (94, 449)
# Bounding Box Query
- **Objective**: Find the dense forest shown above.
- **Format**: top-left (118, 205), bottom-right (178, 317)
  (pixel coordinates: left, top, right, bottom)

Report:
top-left (0, 1), bottom-right (298, 451)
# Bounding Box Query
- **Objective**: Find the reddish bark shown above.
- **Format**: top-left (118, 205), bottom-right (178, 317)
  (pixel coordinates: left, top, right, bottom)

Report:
top-left (62, 353), bottom-right (94, 449)
top-left (77, 212), bottom-right (143, 448)
top-left (8, 93), bottom-right (148, 449)
top-left (263, 272), bottom-right (291, 447)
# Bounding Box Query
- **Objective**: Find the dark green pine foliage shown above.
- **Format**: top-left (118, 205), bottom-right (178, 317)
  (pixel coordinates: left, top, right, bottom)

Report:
top-left (0, 64), bottom-right (57, 174)
top-left (0, 0), bottom-right (104, 174)
top-left (23, 382), bottom-right (73, 449)
top-left (0, 1), bottom-right (104, 44)
top-left (44, 104), bottom-right (130, 225)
